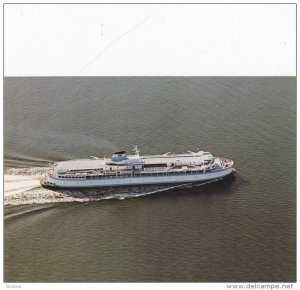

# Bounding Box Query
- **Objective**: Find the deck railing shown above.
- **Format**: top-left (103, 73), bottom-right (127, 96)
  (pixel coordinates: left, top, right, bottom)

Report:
top-left (55, 169), bottom-right (223, 180)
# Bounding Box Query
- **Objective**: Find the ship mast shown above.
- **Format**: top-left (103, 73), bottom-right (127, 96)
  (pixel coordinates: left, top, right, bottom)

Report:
top-left (132, 145), bottom-right (140, 156)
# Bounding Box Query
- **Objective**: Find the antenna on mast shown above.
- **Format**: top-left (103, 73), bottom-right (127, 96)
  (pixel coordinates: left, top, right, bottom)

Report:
top-left (132, 145), bottom-right (140, 156)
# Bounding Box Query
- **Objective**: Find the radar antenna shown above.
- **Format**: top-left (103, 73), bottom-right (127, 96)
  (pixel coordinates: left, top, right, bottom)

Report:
top-left (132, 145), bottom-right (140, 156)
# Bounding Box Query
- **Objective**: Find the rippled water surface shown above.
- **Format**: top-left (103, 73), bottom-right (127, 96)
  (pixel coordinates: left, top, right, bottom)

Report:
top-left (4, 77), bottom-right (296, 282)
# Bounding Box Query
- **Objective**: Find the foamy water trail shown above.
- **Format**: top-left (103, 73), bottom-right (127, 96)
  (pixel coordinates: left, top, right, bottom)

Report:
top-left (5, 175), bottom-right (41, 196)
top-left (4, 167), bottom-right (223, 206)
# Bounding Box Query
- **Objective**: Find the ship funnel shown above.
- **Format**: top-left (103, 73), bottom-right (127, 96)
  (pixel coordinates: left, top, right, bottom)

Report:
top-left (111, 151), bottom-right (128, 162)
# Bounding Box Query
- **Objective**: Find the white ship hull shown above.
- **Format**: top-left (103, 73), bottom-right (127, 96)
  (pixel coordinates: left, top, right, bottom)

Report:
top-left (41, 147), bottom-right (234, 190)
top-left (43, 167), bottom-right (233, 189)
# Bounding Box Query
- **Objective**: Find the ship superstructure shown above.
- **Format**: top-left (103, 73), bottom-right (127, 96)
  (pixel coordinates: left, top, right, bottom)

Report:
top-left (41, 146), bottom-right (234, 189)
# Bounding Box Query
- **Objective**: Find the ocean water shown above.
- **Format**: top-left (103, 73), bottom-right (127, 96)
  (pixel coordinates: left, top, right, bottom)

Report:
top-left (4, 77), bottom-right (296, 282)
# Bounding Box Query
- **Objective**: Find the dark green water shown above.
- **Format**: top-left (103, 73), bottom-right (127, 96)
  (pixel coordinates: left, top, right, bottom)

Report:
top-left (4, 77), bottom-right (296, 282)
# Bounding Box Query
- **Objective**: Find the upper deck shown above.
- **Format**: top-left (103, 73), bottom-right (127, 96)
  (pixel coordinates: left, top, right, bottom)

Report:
top-left (50, 148), bottom-right (225, 178)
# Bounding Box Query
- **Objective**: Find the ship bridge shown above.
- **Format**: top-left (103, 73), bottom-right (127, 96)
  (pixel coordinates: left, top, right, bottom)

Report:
top-left (106, 150), bottom-right (143, 166)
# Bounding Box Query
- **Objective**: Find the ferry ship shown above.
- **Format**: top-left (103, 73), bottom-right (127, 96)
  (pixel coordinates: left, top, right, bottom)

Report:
top-left (41, 146), bottom-right (234, 189)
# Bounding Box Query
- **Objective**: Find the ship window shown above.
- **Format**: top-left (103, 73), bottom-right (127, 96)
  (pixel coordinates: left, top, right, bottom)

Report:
top-left (144, 163), bottom-right (167, 168)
